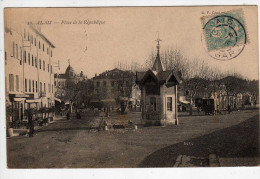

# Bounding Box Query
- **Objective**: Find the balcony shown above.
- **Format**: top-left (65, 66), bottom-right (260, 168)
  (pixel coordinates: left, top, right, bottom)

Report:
top-left (39, 91), bottom-right (46, 97)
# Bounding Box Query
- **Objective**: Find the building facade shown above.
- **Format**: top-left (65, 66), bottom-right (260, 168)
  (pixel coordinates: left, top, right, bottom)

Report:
top-left (5, 24), bottom-right (55, 121)
top-left (92, 68), bottom-right (137, 108)
top-left (54, 65), bottom-right (90, 109)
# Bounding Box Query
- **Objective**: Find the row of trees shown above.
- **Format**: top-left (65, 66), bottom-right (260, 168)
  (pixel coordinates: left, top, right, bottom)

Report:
top-left (115, 47), bottom-right (259, 114)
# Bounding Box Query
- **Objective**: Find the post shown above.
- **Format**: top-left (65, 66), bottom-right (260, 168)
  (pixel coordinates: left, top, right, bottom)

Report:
top-left (175, 85), bottom-right (179, 125)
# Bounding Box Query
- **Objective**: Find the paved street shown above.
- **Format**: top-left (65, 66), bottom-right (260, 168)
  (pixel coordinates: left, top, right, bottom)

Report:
top-left (7, 110), bottom-right (259, 168)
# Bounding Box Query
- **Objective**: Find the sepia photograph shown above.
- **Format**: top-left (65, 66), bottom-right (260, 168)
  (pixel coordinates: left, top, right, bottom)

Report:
top-left (3, 6), bottom-right (259, 170)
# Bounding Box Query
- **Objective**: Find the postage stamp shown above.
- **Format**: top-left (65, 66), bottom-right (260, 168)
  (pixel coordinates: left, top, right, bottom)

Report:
top-left (201, 9), bottom-right (248, 60)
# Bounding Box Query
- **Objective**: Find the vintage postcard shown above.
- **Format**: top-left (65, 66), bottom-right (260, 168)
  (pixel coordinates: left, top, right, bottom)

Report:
top-left (3, 6), bottom-right (259, 169)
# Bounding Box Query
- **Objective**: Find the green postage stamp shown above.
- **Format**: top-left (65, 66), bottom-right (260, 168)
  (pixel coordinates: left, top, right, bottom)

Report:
top-left (201, 9), bottom-right (248, 60)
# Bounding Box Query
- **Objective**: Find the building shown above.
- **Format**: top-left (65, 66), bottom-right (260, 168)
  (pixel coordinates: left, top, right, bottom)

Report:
top-left (91, 68), bottom-right (137, 109)
top-left (54, 64), bottom-right (76, 101)
top-left (54, 64), bottom-right (90, 109)
top-left (136, 38), bottom-right (181, 125)
top-left (5, 24), bottom-right (55, 122)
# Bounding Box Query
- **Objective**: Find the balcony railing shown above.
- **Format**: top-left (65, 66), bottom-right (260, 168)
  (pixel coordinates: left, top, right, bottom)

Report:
top-left (39, 91), bottom-right (46, 97)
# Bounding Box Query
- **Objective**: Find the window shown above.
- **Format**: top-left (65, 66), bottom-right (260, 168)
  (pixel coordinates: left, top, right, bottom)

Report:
top-left (16, 44), bottom-right (18, 59)
top-left (24, 50), bottom-right (26, 63)
top-left (44, 83), bottom-right (46, 92)
top-left (48, 64), bottom-right (49, 72)
top-left (43, 60), bottom-right (45, 71)
top-left (39, 41), bottom-right (41, 49)
top-left (12, 42), bottom-right (14, 57)
top-left (103, 81), bottom-right (107, 87)
top-left (40, 82), bottom-right (42, 92)
top-left (32, 80), bottom-right (34, 92)
top-left (35, 38), bottom-right (36, 46)
top-left (54, 81), bottom-right (56, 86)
top-left (29, 79), bottom-right (31, 92)
top-left (36, 81), bottom-right (38, 92)
top-left (24, 29), bottom-right (26, 38)
top-left (43, 44), bottom-right (44, 51)
top-left (28, 53), bottom-right (30, 65)
top-left (9, 74), bottom-right (14, 91)
top-left (96, 81), bottom-right (100, 87)
top-left (28, 32), bottom-right (30, 41)
top-left (51, 50), bottom-right (52, 57)
top-left (111, 81), bottom-right (114, 87)
top-left (5, 51), bottom-right (7, 61)
top-left (35, 58), bottom-right (37, 68)
top-left (150, 97), bottom-right (157, 111)
top-left (25, 78), bottom-right (27, 92)
top-left (47, 48), bottom-right (49, 54)
top-left (126, 81), bottom-right (129, 87)
top-left (31, 35), bottom-right (33, 44)
top-left (20, 47), bottom-right (22, 62)
top-left (52, 84), bottom-right (53, 93)
top-left (16, 75), bottom-right (19, 92)
top-left (32, 55), bottom-right (34, 66)
top-left (39, 59), bottom-right (41, 69)
top-left (167, 97), bottom-right (173, 111)
top-left (51, 65), bottom-right (52, 74)
top-left (48, 84), bottom-right (51, 93)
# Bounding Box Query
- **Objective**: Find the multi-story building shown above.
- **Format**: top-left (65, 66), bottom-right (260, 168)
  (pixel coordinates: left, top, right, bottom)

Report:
top-left (54, 64), bottom-right (91, 109)
top-left (5, 24), bottom-right (55, 121)
top-left (91, 68), bottom-right (138, 108)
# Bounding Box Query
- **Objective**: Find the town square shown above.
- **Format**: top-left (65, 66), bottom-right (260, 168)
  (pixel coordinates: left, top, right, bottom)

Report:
top-left (3, 7), bottom-right (259, 168)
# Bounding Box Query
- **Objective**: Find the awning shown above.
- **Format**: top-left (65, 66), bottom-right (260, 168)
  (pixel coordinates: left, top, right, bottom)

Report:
top-left (26, 99), bottom-right (41, 103)
top-left (101, 99), bottom-right (116, 103)
top-left (54, 97), bottom-right (62, 103)
top-left (180, 100), bottom-right (190, 104)
top-left (179, 96), bottom-right (190, 104)
top-left (14, 98), bottom-right (26, 102)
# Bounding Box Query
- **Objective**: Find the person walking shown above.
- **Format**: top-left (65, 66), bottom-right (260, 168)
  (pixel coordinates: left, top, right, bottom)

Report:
top-left (66, 110), bottom-right (71, 120)
top-left (28, 111), bottom-right (34, 137)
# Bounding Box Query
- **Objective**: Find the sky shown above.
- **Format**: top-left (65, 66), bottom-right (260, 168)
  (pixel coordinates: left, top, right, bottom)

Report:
top-left (4, 6), bottom-right (259, 80)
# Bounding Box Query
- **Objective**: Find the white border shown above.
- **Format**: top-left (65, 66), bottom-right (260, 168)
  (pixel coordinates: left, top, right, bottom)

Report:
top-left (0, 1), bottom-right (259, 179)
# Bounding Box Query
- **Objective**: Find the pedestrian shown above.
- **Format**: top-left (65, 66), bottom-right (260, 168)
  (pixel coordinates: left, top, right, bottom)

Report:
top-left (28, 111), bottom-right (34, 137)
top-left (66, 110), bottom-right (71, 120)
top-left (227, 104), bottom-right (231, 114)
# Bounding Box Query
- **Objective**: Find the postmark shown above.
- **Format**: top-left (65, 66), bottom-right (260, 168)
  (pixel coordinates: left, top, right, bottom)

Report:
top-left (201, 9), bottom-right (248, 61)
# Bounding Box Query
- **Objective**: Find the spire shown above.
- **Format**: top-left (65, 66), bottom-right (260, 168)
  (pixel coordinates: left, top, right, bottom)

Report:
top-left (152, 32), bottom-right (164, 72)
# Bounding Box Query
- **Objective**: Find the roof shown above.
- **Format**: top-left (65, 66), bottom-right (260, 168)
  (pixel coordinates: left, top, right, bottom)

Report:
top-left (54, 73), bottom-right (67, 79)
top-left (29, 25), bottom-right (55, 48)
top-left (152, 55), bottom-right (165, 72)
top-left (136, 70), bottom-right (181, 86)
top-left (93, 68), bottom-right (134, 80)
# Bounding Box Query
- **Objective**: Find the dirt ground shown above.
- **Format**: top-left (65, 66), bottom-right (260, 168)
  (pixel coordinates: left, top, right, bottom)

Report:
top-left (7, 109), bottom-right (259, 168)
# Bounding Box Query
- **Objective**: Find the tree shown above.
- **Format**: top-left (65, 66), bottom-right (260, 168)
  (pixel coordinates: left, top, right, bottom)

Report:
top-left (247, 80), bottom-right (259, 105)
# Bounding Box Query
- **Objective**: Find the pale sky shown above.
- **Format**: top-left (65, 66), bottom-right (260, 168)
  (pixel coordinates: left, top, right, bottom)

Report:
top-left (5, 6), bottom-right (259, 79)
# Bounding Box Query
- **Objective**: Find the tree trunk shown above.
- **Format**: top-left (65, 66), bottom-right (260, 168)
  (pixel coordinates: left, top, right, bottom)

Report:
top-left (70, 102), bottom-right (73, 113)
top-left (189, 97), bottom-right (193, 115)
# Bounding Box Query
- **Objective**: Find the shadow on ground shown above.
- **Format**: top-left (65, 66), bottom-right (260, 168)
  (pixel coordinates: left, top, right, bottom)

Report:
top-left (138, 114), bottom-right (259, 167)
